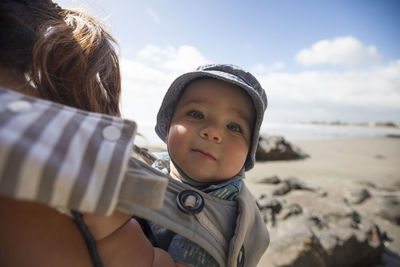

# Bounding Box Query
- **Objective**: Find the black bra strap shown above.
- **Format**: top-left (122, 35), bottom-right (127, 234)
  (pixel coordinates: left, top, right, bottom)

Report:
top-left (72, 210), bottom-right (103, 267)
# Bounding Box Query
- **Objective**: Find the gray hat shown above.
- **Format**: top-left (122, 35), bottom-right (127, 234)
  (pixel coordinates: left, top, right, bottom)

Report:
top-left (155, 63), bottom-right (267, 171)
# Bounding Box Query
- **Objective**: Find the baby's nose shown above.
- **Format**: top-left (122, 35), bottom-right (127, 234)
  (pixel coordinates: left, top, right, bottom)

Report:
top-left (200, 125), bottom-right (222, 143)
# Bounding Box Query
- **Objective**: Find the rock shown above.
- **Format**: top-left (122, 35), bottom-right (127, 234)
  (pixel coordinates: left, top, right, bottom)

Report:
top-left (256, 135), bottom-right (309, 161)
top-left (264, 210), bottom-right (384, 267)
top-left (359, 180), bottom-right (397, 192)
top-left (266, 215), bottom-right (325, 267)
top-left (257, 197), bottom-right (283, 213)
top-left (272, 181), bottom-right (291, 196)
top-left (386, 134), bottom-right (400, 138)
top-left (393, 181), bottom-right (400, 191)
top-left (269, 177), bottom-right (317, 196)
top-left (280, 203), bottom-right (303, 220)
top-left (262, 208), bottom-right (277, 226)
top-left (315, 188), bottom-right (328, 197)
top-left (257, 197), bottom-right (284, 226)
top-left (358, 181), bottom-right (377, 189)
top-left (375, 154), bottom-right (385, 159)
top-left (256, 186), bottom-right (385, 266)
top-left (344, 188), bottom-right (371, 205)
top-left (324, 209), bottom-right (361, 228)
top-left (258, 175), bottom-right (281, 184)
top-left (284, 176), bottom-right (314, 191)
top-left (376, 194), bottom-right (400, 225)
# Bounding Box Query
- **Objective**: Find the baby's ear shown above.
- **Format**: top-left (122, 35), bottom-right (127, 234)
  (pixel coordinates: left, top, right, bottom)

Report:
top-left (164, 121), bottom-right (170, 137)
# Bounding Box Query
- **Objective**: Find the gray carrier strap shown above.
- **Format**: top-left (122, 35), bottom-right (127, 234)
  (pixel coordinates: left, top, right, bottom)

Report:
top-left (117, 172), bottom-right (269, 267)
top-left (119, 158), bottom-right (169, 210)
top-left (228, 185), bottom-right (269, 267)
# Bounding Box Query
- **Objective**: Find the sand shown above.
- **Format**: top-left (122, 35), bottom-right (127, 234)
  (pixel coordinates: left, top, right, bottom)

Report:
top-left (246, 137), bottom-right (400, 195)
top-left (243, 137), bottom-right (400, 266)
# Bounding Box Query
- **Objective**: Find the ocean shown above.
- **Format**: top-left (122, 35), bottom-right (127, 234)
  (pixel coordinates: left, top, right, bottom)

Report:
top-left (259, 123), bottom-right (400, 141)
top-left (134, 122), bottom-right (400, 147)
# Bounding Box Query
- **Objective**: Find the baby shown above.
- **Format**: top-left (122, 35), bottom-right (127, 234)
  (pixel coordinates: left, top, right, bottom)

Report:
top-left (146, 63), bottom-right (268, 266)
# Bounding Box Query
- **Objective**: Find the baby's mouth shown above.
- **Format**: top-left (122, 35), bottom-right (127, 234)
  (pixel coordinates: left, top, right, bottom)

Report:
top-left (191, 149), bottom-right (216, 160)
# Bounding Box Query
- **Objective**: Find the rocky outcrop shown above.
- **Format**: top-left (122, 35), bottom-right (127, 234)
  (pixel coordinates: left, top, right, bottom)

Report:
top-left (256, 176), bottom-right (391, 267)
top-left (256, 135), bottom-right (309, 161)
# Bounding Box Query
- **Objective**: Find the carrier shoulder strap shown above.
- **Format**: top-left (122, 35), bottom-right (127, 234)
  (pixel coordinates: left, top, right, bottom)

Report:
top-left (228, 184), bottom-right (270, 267)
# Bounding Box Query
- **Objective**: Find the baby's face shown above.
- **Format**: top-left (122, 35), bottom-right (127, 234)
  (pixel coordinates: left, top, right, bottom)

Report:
top-left (167, 79), bottom-right (255, 182)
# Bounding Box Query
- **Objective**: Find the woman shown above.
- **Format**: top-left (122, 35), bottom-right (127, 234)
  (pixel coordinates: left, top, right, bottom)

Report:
top-left (0, 1), bottom-right (181, 266)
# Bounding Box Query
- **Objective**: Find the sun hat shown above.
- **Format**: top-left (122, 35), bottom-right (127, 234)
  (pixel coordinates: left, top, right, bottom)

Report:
top-left (155, 63), bottom-right (267, 171)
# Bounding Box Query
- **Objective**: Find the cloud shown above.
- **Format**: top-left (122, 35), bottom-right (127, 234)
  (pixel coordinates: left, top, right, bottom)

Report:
top-left (137, 45), bottom-right (171, 63)
top-left (119, 59), bottom-right (171, 146)
top-left (162, 46), bottom-right (209, 72)
top-left (119, 59), bottom-right (170, 116)
top-left (252, 62), bottom-right (285, 74)
top-left (146, 8), bottom-right (160, 24)
top-left (295, 36), bottom-right (382, 67)
top-left (138, 45), bottom-right (209, 72)
top-left (259, 59), bottom-right (400, 123)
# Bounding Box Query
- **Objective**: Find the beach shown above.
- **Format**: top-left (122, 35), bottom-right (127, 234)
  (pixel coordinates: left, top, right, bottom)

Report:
top-left (244, 137), bottom-right (400, 266)
top-left (246, 137), bottom-right (400, 196)
top-left (144, 135), bottom-right (400, 265)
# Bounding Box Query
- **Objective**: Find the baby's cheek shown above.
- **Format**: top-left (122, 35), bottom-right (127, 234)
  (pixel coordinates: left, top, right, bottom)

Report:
top-left (227, 142), bottom-right (248, 168)
top-left (167, 126), bottom-right (188, 160)
top-left (174, 124), bottom-right (188, 134)
top-left (168, 124), bottom-right (189, 143)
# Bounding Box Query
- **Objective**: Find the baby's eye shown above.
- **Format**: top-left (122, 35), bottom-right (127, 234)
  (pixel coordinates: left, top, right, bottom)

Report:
top-left (187, 110), bottom-right (204, 119)
top-left (227, 123), bottom-right (242, 133)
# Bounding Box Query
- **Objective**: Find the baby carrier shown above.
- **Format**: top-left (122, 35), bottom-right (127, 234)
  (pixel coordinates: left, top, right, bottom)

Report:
top-left (0, 87), bottom-right (269, 267)
top-left (124, 149), bottom-right (269, 267)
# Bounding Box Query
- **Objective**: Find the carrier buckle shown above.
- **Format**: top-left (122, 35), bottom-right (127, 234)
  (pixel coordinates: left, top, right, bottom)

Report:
top-left (176, 190), bottom-right (204, 214)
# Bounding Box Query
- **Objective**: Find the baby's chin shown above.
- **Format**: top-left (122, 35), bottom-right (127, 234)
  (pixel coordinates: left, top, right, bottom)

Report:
top-left (170, 162), bottom-right (237, 183)
top-left (183, 171), bottom-right (233, 183)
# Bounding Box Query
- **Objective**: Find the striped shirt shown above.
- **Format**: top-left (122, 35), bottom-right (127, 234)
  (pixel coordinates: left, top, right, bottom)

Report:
top-left (0, 87), bottom-right (168, 215)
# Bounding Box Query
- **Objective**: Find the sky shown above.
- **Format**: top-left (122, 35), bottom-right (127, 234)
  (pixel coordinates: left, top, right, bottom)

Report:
top-left (58, 0), bottom-right (400, 132)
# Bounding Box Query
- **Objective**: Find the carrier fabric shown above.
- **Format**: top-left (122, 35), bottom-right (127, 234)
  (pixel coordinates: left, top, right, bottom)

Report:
top-left (0, 87), bottom-right (167, 215)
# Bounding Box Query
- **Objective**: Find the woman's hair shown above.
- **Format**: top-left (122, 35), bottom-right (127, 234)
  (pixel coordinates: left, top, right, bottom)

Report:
top-left (0, 0), bottom-right (121, 116)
